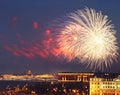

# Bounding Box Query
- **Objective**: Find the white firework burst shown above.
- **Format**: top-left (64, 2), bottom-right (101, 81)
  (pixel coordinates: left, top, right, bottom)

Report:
top-left (53, 8), bottom-right (118, 70)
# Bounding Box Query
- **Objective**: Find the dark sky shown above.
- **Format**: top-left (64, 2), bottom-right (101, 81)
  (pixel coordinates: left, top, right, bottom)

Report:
top-left (0, 0), bottom-right (120, 74)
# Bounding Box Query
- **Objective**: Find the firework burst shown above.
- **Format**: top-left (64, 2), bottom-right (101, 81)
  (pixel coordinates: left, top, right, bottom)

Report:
top-left (51, 8), bottom-right (118, 70)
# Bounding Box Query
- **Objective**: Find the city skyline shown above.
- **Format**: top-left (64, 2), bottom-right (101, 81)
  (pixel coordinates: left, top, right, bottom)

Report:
top-left (0, 0), bottom-right (120, 73)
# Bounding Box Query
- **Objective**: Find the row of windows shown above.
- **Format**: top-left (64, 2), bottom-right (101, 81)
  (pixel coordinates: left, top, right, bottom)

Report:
top-left (90, 79), bottom-right (101, 81)
top-left (102, 86), bottom-right (115, 89)
top-left (91, 78), bottom-right (115, 81)
top-left (90, 86), bottom-right (99, 88)
top-left (103, 82), bottom-right (115, 85)
top-left (103, 79), bottom-right (114, 81)
top-left (91, 82), bottom-right (120, 85)
top-left (91, 82), bottom-right (99, 85)
top-left (91, 86), bottom-right (120, 89)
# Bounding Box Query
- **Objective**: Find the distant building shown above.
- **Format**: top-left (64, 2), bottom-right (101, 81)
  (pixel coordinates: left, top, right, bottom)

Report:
top-left (90, 74), bottom-right (120, 95)
top-left (26, 70), bottom-right (32, 76)
top-left (58, 72), bottom-right (94, 95)
top-left (58, 72), bottom-right (94, 82)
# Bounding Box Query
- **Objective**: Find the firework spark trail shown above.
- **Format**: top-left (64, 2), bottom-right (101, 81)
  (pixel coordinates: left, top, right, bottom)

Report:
top-left (52, 8), bottom-right (118, 70)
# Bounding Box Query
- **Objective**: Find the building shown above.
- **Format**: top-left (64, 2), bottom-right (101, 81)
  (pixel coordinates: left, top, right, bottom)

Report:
top-left (58, 72), bottom-right (94, 95)
top-left (58, 72), bottom-right (94, 82)
top-left (90, 74), bottom-right (120, 95)
top-left (26, 70), bottom-right (32, 76)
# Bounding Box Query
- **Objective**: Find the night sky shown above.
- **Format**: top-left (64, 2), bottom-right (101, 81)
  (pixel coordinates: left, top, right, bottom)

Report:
top-left (0, 0), bottom-right (120, 74)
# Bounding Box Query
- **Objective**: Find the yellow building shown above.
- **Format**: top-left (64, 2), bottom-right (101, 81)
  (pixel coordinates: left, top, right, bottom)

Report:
top-left (90, 77), bottom-right (102, 95)
top-left (115, 75), bottom-right (120, 95)
top-left (90, 75), bottom-right (120, 95)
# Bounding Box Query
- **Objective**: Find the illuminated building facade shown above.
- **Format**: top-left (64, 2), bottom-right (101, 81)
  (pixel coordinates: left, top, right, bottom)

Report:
top-left (58, 72), bottom-right (94, 82)
top-left (58, 72), bottom-right (94, 95)
top-left (90, 75), bottom-right (120, 95)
